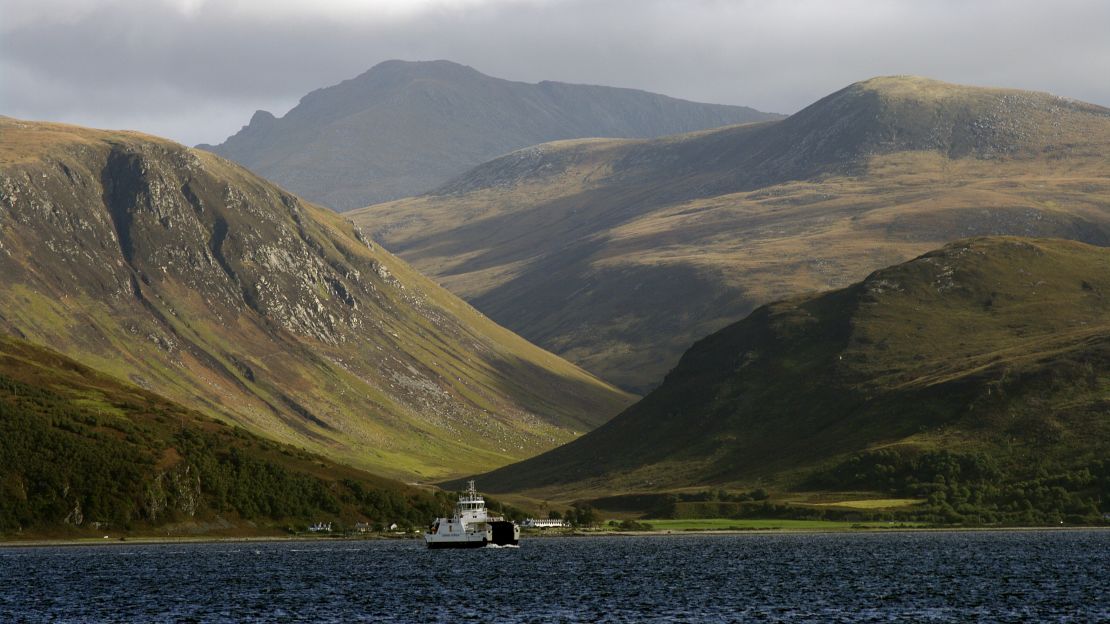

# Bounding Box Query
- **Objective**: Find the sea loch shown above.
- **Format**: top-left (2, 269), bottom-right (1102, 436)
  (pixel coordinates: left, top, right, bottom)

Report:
top-left (1, 530), bottom-right (1106, 622)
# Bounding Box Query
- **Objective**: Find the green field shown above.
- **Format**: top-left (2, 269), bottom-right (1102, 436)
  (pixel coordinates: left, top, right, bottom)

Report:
top-left (637, 519), bottom-right (926, 531)
top-left (809, 499), bottom-right (925, 509)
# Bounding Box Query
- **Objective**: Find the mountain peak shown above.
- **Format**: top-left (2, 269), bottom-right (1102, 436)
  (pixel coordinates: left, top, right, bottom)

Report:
top-left (203, 62), bottom-right (779, 209)
top-left (362, 58), bottom-right (483, 78)
top-left (772, 74), bottom-right (1110, 166)
top-left (248, 109), bottom-right (276, 125)
top-left (852, 74), bottom-right (963, 95)
top-left (341, 59), bottom-right (491, 91)
top-left (845, 75), bottom-right (1106, 108)
top-left (352, 76), bottom-right (1110, 393)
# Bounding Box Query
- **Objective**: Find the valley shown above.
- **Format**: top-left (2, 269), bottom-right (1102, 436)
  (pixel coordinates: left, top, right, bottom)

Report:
top-left (3, 77), bottom-right (1109, 535)
top-left (353, 76), bottom-right (1110, 392)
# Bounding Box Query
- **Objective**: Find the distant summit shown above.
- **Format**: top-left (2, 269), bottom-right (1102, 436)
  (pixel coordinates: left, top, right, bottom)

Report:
top-left (351, 76), bottom-right (1110, 392)
top-left (198, 60), bottom-right (780, 210)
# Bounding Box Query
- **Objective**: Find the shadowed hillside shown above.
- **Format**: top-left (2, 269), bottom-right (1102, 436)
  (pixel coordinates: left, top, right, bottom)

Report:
top-left (464, 238), bottom-right (1110, 511)
top-left (0, 117), bottom-right (633, 482)
top-left (353, 76), bottom-right (1110, 392)
top-left (200, 59), bottom-right (779, 209)
top-left (0, 335), bottom-right (454, 536)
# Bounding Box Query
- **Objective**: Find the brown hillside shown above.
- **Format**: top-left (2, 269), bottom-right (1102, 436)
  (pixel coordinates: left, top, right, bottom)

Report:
top-left (352, 76), bottom-right (1110, 392)
top-left (0, 117), bottom-right (633, 481)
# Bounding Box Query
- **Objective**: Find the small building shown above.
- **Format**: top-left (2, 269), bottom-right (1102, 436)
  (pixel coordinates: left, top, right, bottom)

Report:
top-left (522, 518), bottom-right (566, 529)
top-left (308, 522), bottom-right (332, 533)
top-left (354, 522), bottom-right (372, 533)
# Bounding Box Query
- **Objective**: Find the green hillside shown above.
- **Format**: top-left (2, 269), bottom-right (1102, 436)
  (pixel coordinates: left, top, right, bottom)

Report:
top-left (467, 238), bottom-right (1110, 523)
top-left (0, 118), bottom-right (633, 482)
top-left (352, 76), bottom-right (1110, 392)
top-left (0, 336), bottom-right (453, 537)
top-left (200, 59), bottom-right (779, 210)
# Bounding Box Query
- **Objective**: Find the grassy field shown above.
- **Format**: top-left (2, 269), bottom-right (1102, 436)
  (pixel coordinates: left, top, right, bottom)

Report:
top-left (808, 499), bottom-right (925, 509)
top-left (634, 519), bottom-right (927, 531)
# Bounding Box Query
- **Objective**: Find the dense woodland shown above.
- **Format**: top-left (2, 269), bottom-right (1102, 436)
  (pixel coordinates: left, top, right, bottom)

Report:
top-left (0, 349), bottom-right (455, 534)
top-left (804, 449), bottom-right (1109, 525)
top-left (581, 448), bottom-right (1110, 526)
top-left (586, 452), bottom-right (1110, 525)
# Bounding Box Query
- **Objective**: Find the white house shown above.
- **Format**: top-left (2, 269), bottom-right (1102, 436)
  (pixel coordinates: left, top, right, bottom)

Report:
top-left (522, 518), bottom-right (566, 529)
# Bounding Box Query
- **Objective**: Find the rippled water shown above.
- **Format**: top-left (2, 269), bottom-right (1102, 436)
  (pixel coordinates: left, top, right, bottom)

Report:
top-left (1, 530), bottom-right (1106, 622)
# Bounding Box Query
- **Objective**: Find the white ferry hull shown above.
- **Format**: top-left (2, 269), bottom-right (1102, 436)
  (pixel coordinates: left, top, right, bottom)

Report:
top-left (424, 481), bottom-right (520, 549)
top-left (424, 534), bottom-right (491, 549)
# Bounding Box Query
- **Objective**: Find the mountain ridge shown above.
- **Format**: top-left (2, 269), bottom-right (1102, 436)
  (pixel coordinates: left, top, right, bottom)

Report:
top-left (0, 117), bottom-right (633, 482)
top-left (199, 59), bottom-right (781, 209)
top-left (461, 237), bottom-right (1110, 505)
top-left (352, 75), bottom-right (1110, 392)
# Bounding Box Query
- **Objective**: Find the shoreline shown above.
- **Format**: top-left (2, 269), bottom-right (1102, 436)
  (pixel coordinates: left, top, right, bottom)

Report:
top-left (546, 525), bottom-right (1110, 538)
top-left (0, 533), bottom-right (422, 549)
top-left (3, 524), bottom-right (1107, 549)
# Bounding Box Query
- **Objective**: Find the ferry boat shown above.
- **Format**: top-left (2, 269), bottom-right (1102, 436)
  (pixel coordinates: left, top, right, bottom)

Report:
top-left (424, 481), bottom-right (520, 549)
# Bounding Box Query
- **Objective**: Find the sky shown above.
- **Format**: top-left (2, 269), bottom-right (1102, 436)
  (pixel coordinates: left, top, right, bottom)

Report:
top-left (3, 0), bottom-right (1109, 146)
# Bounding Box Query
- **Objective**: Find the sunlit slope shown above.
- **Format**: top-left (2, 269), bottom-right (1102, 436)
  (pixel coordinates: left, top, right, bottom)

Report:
top-left (0, 118), bottom-right (633, 481)
top-left (352, 76), bottom-right (1110, 392)
top-left (466, 238), bottom-right (1110, 498)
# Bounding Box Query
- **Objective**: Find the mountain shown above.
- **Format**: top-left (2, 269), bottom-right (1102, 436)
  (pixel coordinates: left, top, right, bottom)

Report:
top-left (0, 335), bottom-right (453, 536)
top-left (352, 76), bottom-right (1110, 392)
top-left (198, 59), bottom-right (781, 210)
top-left (466, 238), bottom-right (1110, 517)
top-left (0, 117), bottom-right (633, 483)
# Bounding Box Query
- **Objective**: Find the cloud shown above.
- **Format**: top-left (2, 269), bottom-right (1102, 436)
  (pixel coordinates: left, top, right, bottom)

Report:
top-left (3, 0), bottom-right (1109, 146)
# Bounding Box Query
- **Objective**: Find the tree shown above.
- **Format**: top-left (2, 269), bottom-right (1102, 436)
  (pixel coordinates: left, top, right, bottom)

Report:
top-left (570, 502), bottom-right (596, 527)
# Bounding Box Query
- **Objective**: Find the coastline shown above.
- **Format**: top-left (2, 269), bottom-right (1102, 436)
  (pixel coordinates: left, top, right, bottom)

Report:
top-left (3, 524), bottom-right (1107, 549)
top-left (0, 533), bottom-right (421, 549)
top-left (545, 525), bottom-right (1110, 538)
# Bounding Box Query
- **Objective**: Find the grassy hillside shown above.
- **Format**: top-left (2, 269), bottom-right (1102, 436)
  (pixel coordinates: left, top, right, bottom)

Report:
top-left (200, 59), bottom-right (779, 210)
top-left (465, 238), bottom-right (1110, 523)
top-left (0, 117), bottom-right (633, 482)
top-left (352, 76), bottom-right (1110, 392)
top-left (0, 336), bottom-right (454, 537)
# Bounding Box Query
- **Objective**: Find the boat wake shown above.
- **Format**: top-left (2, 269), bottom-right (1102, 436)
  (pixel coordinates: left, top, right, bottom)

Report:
top-left (484, 543), bottom-right (520, 549)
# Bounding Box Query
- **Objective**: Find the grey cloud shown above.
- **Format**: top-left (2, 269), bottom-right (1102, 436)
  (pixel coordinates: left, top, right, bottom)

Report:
top-left (3, 0), bottom-right (1109, 146)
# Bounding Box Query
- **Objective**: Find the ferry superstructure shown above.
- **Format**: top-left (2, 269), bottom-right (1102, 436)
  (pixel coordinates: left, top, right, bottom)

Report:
top-left (424, 481), bottom-right (520, 549)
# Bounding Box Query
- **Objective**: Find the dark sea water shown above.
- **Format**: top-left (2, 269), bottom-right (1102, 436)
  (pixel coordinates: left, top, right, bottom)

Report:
top-left (0, 530), bottom-right (1106, 623)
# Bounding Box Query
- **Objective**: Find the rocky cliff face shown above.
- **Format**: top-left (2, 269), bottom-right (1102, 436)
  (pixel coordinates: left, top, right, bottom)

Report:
top-left (0, 118), bottom-right (633, 480)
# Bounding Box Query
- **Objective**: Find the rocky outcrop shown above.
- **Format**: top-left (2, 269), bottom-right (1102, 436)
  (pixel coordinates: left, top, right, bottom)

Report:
top-left (0, 119), bottom-right (633, 480)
